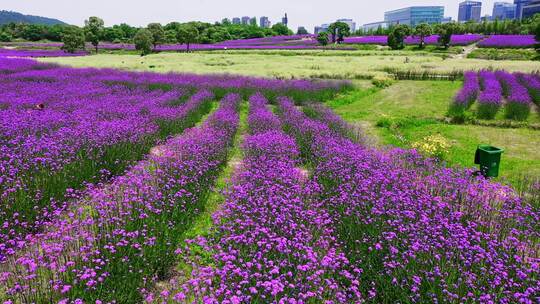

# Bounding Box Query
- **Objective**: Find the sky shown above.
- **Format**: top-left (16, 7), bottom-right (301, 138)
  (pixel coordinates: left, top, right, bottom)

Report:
top-left (1, 0), bottom-right (501, 32)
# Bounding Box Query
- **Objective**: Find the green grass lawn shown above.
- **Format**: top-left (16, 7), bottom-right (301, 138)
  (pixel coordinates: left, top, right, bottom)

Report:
top-left (327, 81), bottom-right (540, 184)
top-left (40, 51), bottom-right (540, 79)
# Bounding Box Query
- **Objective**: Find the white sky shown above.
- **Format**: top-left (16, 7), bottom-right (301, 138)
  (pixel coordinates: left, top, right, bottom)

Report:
top-left (1, 0), bottom-right (501, 32)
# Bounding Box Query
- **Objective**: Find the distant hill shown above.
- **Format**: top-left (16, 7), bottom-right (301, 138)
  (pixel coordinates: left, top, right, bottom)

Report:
top-left (0, 10), bottom-right (66, 25)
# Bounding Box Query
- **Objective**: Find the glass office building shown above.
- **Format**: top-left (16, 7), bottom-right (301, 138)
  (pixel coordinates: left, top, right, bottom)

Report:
top-left (384, 6), bottom-right (444, 27)
top-left (493, 2), bottom-right (517, 20)
top-left (515, 0), bottom-right (532, 19)
top-left (522, 0), bottom-right (540, 18)
top-left (458, 1), bottom-right (482, 22)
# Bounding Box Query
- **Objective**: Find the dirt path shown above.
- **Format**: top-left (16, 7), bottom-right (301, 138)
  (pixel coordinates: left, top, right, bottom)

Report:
top-left (454, 43), bottom-right (478, 59)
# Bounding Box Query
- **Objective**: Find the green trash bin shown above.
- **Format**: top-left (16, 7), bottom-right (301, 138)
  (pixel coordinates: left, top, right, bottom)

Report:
top-left (474, 145), bottom-right (504, 178)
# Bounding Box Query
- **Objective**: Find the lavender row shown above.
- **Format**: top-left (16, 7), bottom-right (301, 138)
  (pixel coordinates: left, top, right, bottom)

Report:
top-left (0, 48), bottom-right (89, 58)
top-left (478, 35), bottom-right (536, 48)
top-left (0, 93), bottom-right (241, 303)
top-left (153, 93), bottom-right (361, 302)
top-left (1, 58), bottom-right (350, 102)
top-left (344, 34), bottom-right (483, 46)
top-left (452, 70), bottom-right (538, 121)
top-left (496, 71), bottom-right (533, 120)
top-left (278, 97), bottom-right (539, 303)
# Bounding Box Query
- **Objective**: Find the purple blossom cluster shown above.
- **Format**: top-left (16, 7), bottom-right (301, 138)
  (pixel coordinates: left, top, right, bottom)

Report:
top-left (3, 62), bottom-right (349, 100)
top-left (344, 34), bottom-right (483, 46)
top-left (465, 69), bottom-right (540, 120)
top-left (477, 71), bottom-right (503, 119)
top-left (453, 71), bottom-right (480, 110)
top-left (278, 97), bottom-right (539, 303)
top-left (0, 93), bottom-right (241, 303)
top-left (405, 34), bottom-right (484, 46)
top-left (0, 48), bottom-right (88, 58)
top-left (516, 73), bottom-right (540, 106)
top-left (496, 71), bottom-right (533, 120)
top-left (0, 68), bottom-right (215, 261)
top-left (478, 35), bottom-right (536, 48)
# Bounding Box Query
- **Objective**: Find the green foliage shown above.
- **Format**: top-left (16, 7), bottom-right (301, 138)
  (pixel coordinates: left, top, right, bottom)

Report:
top-left (437, 22), bottom-right (459, 49)
top-left (61, 26), bottom-right (85, 53)
top-left (328, 22), bottom-right (351, 43)
top-left (147, 23), bottom-right (166, 50)
top-left (0, 31), bottom-right (12, 42)
top-left (20, 24), bottom-right (45, 41)
top-left (176, 24), bottom-right (199, 52)
top-left (413, 23), bottom-right (432, 49)
top-left (297, 27), bottom-right (308, 35)
top-left (271, 23), bottom-right (292, 36)
top-left (388, 24), bottom-right (411, 50)
top-left (317, 32), bottom-right (329, 46)
top-left (84, 16), bottom-right (104, 53)
top-left (133, 29), bottom-right (153, 56)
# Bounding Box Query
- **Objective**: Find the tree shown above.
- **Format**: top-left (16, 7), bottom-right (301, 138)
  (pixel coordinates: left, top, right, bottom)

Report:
top-left (533, 17), bottom-right (540, 54)
top-left (0, 31), bottom-right (12, 42)
top-left (21, 24), bottom-right (44, 41)
top-left (388, 24), bottom-right (411, 50)
top-left (176, 24), bottom-right (199, 52)
top-left (147, 23), bottom-right (166, 50)
top-left (84, 16), bottom-right (105, 53)
top-left (61, 26), bottom-right (85, 53)
top-left (297, 27), bottom-right (308, 35)
top-left (413, 23), bottom-right (432, 49)
top-left (437, 22), bottom-right (460, 49)
top-left (134, 29), bottom-right (153, 56)
top-left (271, 23), bottom-right (292, 35)
top-left (317, 32), bottom-right (329, 46)
top-left (328, 22), bottom-right (351, 43)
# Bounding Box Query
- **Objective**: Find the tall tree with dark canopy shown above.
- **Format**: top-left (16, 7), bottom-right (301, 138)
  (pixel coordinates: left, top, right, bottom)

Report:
top-left (176, 24), bottom-right (199, 52)
top-left (134, 28), bottom-right (153, 56)
top-left (328, 22), bottom-right (350, 43)
top-left (147, 23), bottom-right (165, 50)
top-left (388, 24), bottom-right (411, 50)
top-left (413, 23), bottom-right (432, 49)
top-left (61, 26), bottom-right (85, 53)
top-left (437, 22), bottom-right (460, 49)
top-left (84, 16), bottom-right (104, 53)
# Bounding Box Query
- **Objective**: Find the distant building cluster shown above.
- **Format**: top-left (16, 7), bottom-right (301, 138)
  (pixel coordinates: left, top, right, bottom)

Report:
top-left (224, 13), bottom-right (294, 30)
top-left (352, 1), bottom-right (540, 33)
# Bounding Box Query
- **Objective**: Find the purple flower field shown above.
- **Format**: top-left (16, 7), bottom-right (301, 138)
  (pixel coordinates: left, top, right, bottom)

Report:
top-left (451, 70), bottom-right (539, 121)
top-left (477, 35), bottom-right (536, 48)
top-left (0, 48), bottom-right (89, 58)
top-left (0, 56), bottom-right (538, 303)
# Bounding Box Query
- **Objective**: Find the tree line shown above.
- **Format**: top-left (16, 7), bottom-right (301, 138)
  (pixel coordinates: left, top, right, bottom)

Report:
top-left (0, 17), bottom-right (294, 54)
top-left (315, 16), bottom-right (540, 51)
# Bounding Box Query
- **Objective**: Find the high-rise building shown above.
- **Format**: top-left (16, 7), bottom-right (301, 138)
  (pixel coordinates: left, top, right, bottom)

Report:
top-left (282, 13), bottom-right (288, 26)
top-left (336, 18), bottom-right (356, 32)
top-left (241, 16), bottom-right (251, 25)
top-left (384, 6), bottom-right (444, 27)
top-left (522, 0), bottom-right (540, 18)
top-left (515, 0), bottom-right (532, 19)
top-left (232, 17), bottom-right (241, 25)
top-left (442, 16), bottom-right (453, 23)
top-left (259, 16), bottom-right (271, 28)
top-left (458, 1), bottom-right (482, 22)
top-left (493, 2), bottom-right (517, 19)
top-left (314, 23), bottom-right (330, 34)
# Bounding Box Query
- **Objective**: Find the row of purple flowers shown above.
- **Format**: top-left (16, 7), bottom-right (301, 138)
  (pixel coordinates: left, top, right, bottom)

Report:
top-left (452, 70), bottom-right (539, 120)
top-left (0, 92), bottom-right (241, 303)
top-left (2, 34), bottom-right (535, 57)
